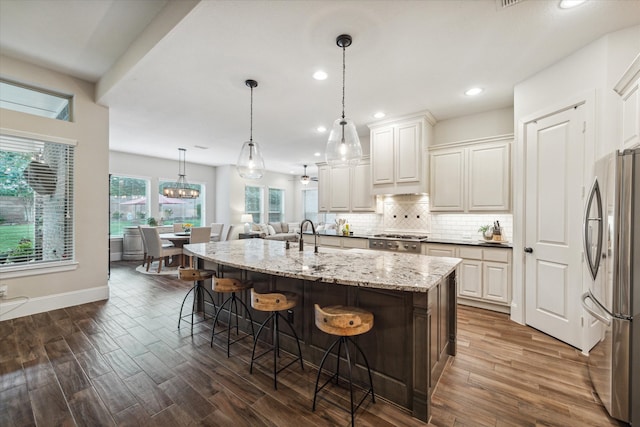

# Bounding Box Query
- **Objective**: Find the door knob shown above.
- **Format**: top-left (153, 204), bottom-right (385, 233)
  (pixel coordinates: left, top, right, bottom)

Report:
top-left (524, 247), bottom-right (533, 253)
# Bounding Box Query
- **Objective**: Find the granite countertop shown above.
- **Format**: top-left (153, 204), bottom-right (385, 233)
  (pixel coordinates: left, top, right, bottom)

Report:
top-left (184, 239), bottom-right (461, 293)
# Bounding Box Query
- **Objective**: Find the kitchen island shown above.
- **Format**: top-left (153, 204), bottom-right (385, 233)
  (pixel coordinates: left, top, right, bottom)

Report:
top-left (184, 239), bottom-right (461, 422)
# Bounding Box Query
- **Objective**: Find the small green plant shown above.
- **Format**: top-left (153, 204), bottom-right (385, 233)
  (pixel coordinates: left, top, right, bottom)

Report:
top-left (478, 225), bottom-right (491, 233)
top-left (147, 217), bottom-right (158, 226)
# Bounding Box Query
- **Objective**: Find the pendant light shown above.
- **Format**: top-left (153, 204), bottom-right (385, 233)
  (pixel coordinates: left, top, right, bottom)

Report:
top-left (237, 79), bottom-right (265, 179)
top-left (300, 165), bottom-right (311, 185)
top-left (163, 148), bottom-right (199, 199)
top-left (325, 34), bottom-right (362, 167)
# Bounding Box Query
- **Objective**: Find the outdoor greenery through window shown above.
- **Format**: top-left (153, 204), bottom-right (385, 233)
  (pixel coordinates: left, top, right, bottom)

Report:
top-left (158, 180), bottom-right (203, 227)
top-left (245, 185), bottom-right (263, 224)
top-left (109, 176), bottom-right (149, 237)
top-left (268, 188), bottom-right (284, 223)
top-left (0, 132), bottom-right (75, 268)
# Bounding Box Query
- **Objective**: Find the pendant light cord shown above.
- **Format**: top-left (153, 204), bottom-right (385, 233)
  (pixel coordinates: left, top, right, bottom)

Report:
top-left (249, 85), bottom-right (254, 142)
top-left (341, 44), bottom-right (346, 120)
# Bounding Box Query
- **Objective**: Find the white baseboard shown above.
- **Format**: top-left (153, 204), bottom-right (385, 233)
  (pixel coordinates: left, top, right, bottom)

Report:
top-left (111, 252), bottom-right (123, 262)
top-left (0, 285), bottom-right (110, 321)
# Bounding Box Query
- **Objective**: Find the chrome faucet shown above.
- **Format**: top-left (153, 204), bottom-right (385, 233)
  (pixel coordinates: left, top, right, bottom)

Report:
top-left (299, 219), bottom-right (318, 253)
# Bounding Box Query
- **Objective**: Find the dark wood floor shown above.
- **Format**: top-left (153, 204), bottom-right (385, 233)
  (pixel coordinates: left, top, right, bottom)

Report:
top-left (0, 261), bottom-right (624, 427)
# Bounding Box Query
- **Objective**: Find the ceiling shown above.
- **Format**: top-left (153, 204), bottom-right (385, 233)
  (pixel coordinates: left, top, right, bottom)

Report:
top-left (1, 0), bottom-right (639, 177)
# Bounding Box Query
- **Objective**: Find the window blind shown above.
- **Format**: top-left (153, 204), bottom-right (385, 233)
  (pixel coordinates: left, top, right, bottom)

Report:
top-left (0, 132), bottom-right (75, 269)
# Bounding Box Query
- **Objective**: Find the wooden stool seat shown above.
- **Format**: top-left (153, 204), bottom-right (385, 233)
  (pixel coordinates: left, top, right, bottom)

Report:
top-left (178, 268), bottom-right (215, 282)
top-left (249, 288), bottom-right (304, 389)
top-left (177, 268), bottom-right (218, 335)
top-left (314, 305), bottom-right (374, 337)
top-left (213, 277), bottom-right (252, 293)
top-left (251, 289), bottom-right (298, 312)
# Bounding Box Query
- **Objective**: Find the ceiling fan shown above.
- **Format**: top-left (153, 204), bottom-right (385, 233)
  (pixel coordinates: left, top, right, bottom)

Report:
top-left (300, 165), bottom-right (318, 185)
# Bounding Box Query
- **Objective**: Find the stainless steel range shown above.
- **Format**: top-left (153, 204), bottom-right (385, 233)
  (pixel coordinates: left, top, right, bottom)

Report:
top-left (369, 234), bottom-right (428, 253)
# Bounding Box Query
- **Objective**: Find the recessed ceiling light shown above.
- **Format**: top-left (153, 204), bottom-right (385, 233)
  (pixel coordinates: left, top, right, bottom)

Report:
top-left (317, 126), bottom-right (327, 133)
top-left (313, 70), bottom-right (328, 80)
top-left (465, 87), bottom-right (483, 96)
top-left (559, 0), bottom-right (586, 9)
top-left (373, 112), bottom-right (386, 119)
top-left (314, 152), bottom-right (321, 157)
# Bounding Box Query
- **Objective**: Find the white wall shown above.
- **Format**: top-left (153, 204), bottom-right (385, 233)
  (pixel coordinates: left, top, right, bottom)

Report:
top-left (0, 55), bottom-right (109, 319)
top-left (433, 107), bottom-right (514, 146)
top-left (109, 150), bottom-right (216, 224)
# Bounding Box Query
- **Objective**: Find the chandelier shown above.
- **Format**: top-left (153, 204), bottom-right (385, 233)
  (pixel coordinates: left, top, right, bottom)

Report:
top-left (163, 148), bottom-right (199, 199)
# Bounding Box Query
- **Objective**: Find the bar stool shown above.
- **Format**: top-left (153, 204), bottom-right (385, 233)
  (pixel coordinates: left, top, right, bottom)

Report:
top-left (210, 277), bottom-right (255, 357)
top-left (312, 304), bottom-right (375, 427)
top-left (250, 288), bottom-right (304, 389)
top-left (177, 268), bottom-right (218, 335)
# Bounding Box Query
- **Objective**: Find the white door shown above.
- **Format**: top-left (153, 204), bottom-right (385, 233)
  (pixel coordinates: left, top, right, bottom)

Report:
top-left (524, 105), bottom-right (584, 348)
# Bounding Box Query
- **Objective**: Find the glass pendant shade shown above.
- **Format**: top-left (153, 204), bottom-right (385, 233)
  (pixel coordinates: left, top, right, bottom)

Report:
top-left (237, 140), bottom-right (265, 179)
top-left (325, 117), bottom-right (362, 167)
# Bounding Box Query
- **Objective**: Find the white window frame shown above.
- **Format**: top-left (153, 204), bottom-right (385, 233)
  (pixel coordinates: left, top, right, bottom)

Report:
top-left (267, 186), bottom-right (285, 223)
top-left (0, 128), bottom-right (78, 278)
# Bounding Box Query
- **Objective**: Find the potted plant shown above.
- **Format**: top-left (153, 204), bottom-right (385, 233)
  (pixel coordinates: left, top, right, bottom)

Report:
top-left (478, 225), bottom-right (493, 240)
top-left (147, 217), bottom-right (158, 227)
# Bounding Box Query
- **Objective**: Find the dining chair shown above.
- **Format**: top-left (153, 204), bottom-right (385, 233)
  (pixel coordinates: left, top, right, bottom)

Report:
top-left (225, 224), bottom-right (238, 240)
top-left (210, 223), bottom-right (224, 242)
top-left (187, 226), bottom-right (211, 268)
top-left (140, 227), bottom-right (183, 273)
top-left (173, 223), bottom-right (184, 232)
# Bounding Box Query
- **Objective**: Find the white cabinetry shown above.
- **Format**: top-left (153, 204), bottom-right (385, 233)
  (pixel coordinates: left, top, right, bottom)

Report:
top-left (302, 234), bottom-right (368, 249)
top-left (351, 161), bottom-right (376, 211)
top-left (457, 245), bottom-right (511, 312)
top-left (329, 167), bottom-right (350, 211)
top-left (369, 112), bottom-right (434, 195)
top-left (614, 55), bottom-right (640, 149)
top-left (318, 164), bottom-right (330, 211)
top-left (422, 242), bottom-right (512, 313)
top-left (429, 137), bottom-right (511, 212)
top-left (317, 158), bottom-right (375, 212)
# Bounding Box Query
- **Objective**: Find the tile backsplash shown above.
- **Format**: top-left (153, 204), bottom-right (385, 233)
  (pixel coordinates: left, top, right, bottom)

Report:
top-left (322, 195), bottom-right (513, 241)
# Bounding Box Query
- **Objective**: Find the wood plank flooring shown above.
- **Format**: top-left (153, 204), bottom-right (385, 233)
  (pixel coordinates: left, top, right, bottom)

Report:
top-left (0, 261), bottom-right (625, 426)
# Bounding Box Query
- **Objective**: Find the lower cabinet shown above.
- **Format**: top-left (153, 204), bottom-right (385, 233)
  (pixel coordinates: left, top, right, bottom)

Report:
top-left (424, 243), bottom-right (512, 313)
top-left (303, 234), bottom-right (369, 249)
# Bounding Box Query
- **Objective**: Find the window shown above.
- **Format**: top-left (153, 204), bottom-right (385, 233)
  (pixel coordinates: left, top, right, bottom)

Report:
top-left (0, 79), bottom-right (72, 121)
top-left (268, 188), bottom-right (284, 223)
top-left (302, 188), bottom-right (318, 224)
top-left (245, 185), bottom-right (263, 224)
top-left (158, 180), bottom-right (203, 226)
top-left (109, 176), bottom-right (149, 237)
top-left (0, 131), bottom-right (75, 271)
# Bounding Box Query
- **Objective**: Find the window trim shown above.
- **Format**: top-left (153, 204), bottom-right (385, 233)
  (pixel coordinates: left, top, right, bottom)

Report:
top-left (267, 186), bottom-right (286, 223)
top-left (0, 78), bottom-right (74, 122)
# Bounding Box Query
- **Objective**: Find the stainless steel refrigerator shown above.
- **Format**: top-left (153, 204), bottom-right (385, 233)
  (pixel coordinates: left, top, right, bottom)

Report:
top-left (582, 147), bottom-right (639, 425)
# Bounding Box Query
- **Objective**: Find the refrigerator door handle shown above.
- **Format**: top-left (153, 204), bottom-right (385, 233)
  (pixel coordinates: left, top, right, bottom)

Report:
top-left (581, 291), bottom-right (612, 326)
top-left (583, 177), bottom-right (604, 281)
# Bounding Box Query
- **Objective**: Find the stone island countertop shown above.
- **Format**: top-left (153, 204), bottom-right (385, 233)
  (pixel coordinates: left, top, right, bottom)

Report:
top-left (184, 239), bottom-right (461, 293)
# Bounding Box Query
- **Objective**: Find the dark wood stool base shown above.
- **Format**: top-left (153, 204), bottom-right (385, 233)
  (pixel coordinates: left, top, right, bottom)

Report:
top-left (177, 268), bottom-right (218, 335)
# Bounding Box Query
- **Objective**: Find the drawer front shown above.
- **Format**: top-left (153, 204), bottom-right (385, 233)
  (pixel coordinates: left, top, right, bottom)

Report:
top-left (342, 238), bottom-right (368, 249)
top-left (318, 236), bottom-right (342, 247)
top-left (483, 248), bottom-right (510, 263)
top-left (458, 246), bottom-right (482, 260)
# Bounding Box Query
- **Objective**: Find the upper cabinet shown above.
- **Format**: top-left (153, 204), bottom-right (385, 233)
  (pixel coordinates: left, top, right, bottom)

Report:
top-left (369, 112), bottom-right (435, 195)
top-left (317, 157), bottom-right (376, 212)
top-left (429, 136), bottom-right (512, 212)
top-left (614, 54), bottom-right (640, 150)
